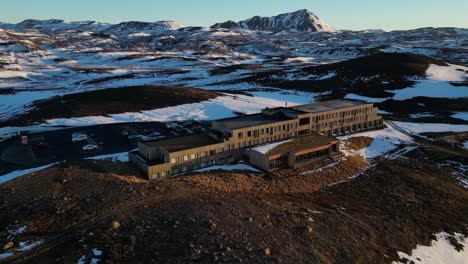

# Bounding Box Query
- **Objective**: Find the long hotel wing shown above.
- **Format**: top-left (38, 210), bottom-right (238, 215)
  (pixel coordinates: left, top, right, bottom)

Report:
top-left (130, 99), bottom-right (384, 179)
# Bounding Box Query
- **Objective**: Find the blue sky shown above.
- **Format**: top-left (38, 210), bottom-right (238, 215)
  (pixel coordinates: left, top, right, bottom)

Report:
top-left (1, 0), bottom-right (467, 30)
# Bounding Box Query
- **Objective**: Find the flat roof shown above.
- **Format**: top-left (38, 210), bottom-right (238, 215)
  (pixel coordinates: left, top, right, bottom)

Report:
top-left (144, 133), bottom-right (222, 153)
top-left (215, 113), bottom-right (293, 130)
top-left (291, 99), bottom-right (367, 114)
top-left (252, 133), bottom-right (336, 157)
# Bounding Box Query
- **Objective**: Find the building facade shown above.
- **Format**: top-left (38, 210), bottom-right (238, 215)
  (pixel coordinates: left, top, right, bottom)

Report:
top-left (129, 99), bottom-right (384, 180)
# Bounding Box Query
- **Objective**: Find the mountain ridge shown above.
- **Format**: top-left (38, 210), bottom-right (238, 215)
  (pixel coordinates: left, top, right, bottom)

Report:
top-left (211, 9), bottom-right (336, 32)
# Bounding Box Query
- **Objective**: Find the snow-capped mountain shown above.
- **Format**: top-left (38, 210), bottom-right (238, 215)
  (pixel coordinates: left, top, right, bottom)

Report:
top-left (102, 21), bottom-right (185, 35)
top-left (211, 9), bottom-right (336, 32)
top-left (9, 19), bottom-right (110, 32)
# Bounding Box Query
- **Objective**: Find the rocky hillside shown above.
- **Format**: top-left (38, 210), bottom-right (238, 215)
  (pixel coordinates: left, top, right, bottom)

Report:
top-left (0, 141), bottom-right (466, 263)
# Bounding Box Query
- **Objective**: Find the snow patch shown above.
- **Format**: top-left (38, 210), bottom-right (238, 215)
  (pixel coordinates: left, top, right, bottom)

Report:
top-left (451, 112), bottom-right (468, 121)
top-left (393, 232), bottom-right (468, 264)
top-left (251, 139), bottom-right (293, 155)
top-left (345, 94), bottom-right (389, 103)
top-left (426, 64), bottom-right (467, 82)
top-left (390, 80), bottom-right (468, 101)
top-left (0, 162), bottom-right (59, 184)
top-left (339, 124), bottom-right (413, 160)
top-left (86, 151), bottom-right (130, 162)
top-left (194, 162), bottom-right (260, 173)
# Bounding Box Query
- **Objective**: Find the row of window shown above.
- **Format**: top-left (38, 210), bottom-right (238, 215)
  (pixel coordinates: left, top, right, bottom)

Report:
top-left (172, 159), bottom-right (219, 175)
top-left (320, 120), bottom-right (381, 136)
top-left (309, 108), bottom-right (371, 123)
top-left (170, 144), bottom-right (235, 164)
top-left (238, 123), bottom-right (297, 139)
top-left (238, 133), bottom-right (294, 148)
top-left (151, 170), bottom-right (170, 179)
top-left (171, 149), bottom-right (216, 164)
top-left (315, 115), bottom-right (372, 128)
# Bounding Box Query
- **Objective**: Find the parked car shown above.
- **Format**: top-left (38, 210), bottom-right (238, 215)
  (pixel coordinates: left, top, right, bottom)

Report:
top-left (82, 144), bottom-right (98, 151)
top-left (72, 134), bottom-right (87, 142)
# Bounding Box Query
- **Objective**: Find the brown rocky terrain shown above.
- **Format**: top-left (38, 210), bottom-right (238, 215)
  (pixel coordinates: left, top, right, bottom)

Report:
top-left (0, 142), bottom-right (467, 263)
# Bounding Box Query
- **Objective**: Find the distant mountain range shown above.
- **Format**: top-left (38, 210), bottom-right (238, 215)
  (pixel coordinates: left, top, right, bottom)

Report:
top-left (211, 9), bottom-right (336, 32)
top-left (1, 9), bottom-right (337, 33)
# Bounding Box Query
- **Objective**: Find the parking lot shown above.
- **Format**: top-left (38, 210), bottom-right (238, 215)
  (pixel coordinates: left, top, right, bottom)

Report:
top-left (0, 120), bottom-right (210, 176)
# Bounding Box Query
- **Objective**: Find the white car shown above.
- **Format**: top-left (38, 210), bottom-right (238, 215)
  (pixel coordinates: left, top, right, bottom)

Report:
top-left (72, 134), bottom-right (87, 142)
top-left (82, 144), bottom-right (98, 151)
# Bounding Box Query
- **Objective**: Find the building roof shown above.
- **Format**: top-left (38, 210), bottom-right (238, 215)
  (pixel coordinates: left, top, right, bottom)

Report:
top-left (144, 133), bottom-right (222, 153)
top-left (252, 133), bottom-right (336, 157)
top-left (214, 113), bottom-right (294, 130)
top-left (291, 99), bottom-right (367, 114)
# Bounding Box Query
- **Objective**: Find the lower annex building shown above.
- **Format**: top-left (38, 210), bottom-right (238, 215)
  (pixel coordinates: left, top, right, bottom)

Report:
top-left (129, 99), bottom-right (384, 179)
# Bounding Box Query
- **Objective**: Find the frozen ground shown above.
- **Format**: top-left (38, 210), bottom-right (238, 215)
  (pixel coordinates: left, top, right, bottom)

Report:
top-left (393, 232), bottom-right (468, 264)
top-left (338, 123), bottom-right (414, 160)
top-left (393, 121), bottom-right (468, 136)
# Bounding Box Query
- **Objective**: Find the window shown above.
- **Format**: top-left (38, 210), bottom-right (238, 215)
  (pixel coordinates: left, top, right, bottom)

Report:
top-left (171, 158), bottom-right (177, 164)
top-left (218, 148), bottom-right (224, 153)
top-left (253, 130), bottom-right (259, 138)
top-left (238, 132), bottom-right (243, 139)
top-left (190, 153), bottom-right (197, 160)
top-left (209, 150), bottom-right (216, 155)
top-left (172, 168), bottom-right (179, 174)
top-left (201, 151), bottom-right (207, 157)
top-left (247, 131), bottom-right (252, 137)
top-left (183, 155), bottom-right (189, 161)
top-left (266, 128), bottom-right (269, 133)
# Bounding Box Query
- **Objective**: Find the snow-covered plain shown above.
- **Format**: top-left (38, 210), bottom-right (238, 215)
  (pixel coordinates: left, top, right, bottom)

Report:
top-left (1, 94), bottom-right (305, 132)
top-left (393, 232), bottom-right (468, 264)
top-left (393, 121), bottom-right (468, 136)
